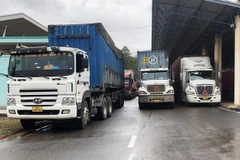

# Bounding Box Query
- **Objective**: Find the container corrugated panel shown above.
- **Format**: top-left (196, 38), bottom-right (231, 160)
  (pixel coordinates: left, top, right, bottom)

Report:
top-left (137, 50), bottom-right (168, 73)
top-left (48, 24), bottom-right (124, 89)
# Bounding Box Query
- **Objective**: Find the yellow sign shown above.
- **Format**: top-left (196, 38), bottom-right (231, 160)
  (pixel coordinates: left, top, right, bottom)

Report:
top-left (142, 56), bottom-right (148, 64)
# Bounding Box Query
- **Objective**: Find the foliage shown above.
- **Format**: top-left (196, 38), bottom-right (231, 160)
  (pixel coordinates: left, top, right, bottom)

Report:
top-left (121, 46), bottom-right (138, 79)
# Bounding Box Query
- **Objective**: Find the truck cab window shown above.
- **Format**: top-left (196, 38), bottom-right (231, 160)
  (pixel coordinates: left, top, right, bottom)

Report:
top-left (9, 52), bottom-right (74, 77)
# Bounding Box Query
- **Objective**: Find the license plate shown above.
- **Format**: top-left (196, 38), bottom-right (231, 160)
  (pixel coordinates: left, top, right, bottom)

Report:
top-left (153, 100), bottom-right (161, 103)
top-left (32, 106), bottom-right (43, 112)
top-left (203, 97), bottom-right (208, 100)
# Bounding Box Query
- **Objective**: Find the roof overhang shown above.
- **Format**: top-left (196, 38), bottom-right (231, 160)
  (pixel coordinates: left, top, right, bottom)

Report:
top-left (0, 13), bottom-right (47, 36)
top-left (0, 36), bottom-right (48, 53)
top-left (152, 0), bottom-right (240, 64)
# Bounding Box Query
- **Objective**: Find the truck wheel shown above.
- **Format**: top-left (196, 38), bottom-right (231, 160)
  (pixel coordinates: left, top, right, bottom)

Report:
top-left (120, 93), bottom-right (124, 107)
top-left (114, 93), bottom-right (124, 108)
top-left (20, 119), bottom-right (35, 129)
top-left (98, 96), bottom-right (108, 120)
top-left (139, 103), bottom-right (144, 109)
top-left (170, 102), bottom-right (174, 109)
top-left (214, 103), bottom-right (220, 107)
top-left (106, 96), bottom-right (113, 117)
top-left (76, 100), bottom-right (89, 129)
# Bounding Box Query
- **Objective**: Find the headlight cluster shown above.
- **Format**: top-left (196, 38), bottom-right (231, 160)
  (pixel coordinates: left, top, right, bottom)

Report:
top-left (215, 90), bottom-right (221, 95)
top-left (166, 89), bottom-right (174, 94)
top-left (139, 91), bottom-right (147, 95)
top-left (186, 90), bottom-right (195, 95)
top-left (7, 98), bottom-right (16, 106)
top-left (62, 97), bottom-right (75, 105)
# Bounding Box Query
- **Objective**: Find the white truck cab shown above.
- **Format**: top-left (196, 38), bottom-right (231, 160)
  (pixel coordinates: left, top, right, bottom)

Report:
top-left (138, 68), bottom-right (175, 108)
top-left (180, 56), bottom-right (221, 106)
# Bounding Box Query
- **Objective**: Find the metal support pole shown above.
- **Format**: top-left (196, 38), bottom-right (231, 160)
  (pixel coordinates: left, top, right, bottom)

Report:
top-left (235, 16), bottom-right (240, 105)
top-left (214, 34), bottom-right (222, 90)
top-left (2, 25), bottom-right (7, 37)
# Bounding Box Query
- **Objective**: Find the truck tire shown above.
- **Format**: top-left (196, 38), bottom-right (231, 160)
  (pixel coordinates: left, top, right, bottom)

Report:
top-left (170, 102), bottom-right (174, 109)
top-left (20, 119), bottom-right (35, 129)
top-left (106, 96), bottom-right (113, 117)
top-left (114, 93), bottom-right (124, 108)
top-left (214, 103), bottom-right (220, 107)
top-left (139, 103), bottom-right (144, 109)
top-left (120, 93), bottom-right (124, 107)
top-left (98, 96), bottom-right (108, 120)
top-left (76, 100), bottom-right (89, 129)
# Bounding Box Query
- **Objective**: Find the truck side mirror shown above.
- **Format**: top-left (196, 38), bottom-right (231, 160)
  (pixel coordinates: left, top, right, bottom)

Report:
top-left (180, 73), bottom-right (182, 81)
top-left (218, 71), bottom-right (221, 80)
top-left (170, 80), bottom-right (175, 86)
top-left (76, 54), bottom-right (88, 72)
top-left (172, 71), bottom-right (175, 81)
top-left (130, 79), bottom-right (133, 85)
top-left (138, 81), bottom-right (142, 87)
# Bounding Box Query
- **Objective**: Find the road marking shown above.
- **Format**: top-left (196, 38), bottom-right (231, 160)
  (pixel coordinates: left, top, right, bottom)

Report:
top-left (219, 107), bottom-right (240, 114)
top-left (128, 135), bottom-right (137, 148)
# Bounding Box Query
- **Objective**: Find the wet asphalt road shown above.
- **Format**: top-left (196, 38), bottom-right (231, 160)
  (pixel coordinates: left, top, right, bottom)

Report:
top-left (0, 98), bottom-right (240, 160)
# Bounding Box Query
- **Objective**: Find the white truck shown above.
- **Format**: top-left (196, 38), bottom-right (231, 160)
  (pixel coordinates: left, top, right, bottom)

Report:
top-left (172, 56), bottom-right (221, 106)
top-left (137, 50), bottom-right (175, 109)
top-left (5, 23), bottom-right (125, 129)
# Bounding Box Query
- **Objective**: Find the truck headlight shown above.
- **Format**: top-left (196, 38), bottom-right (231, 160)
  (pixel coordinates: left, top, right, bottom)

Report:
top-left (186, 90), bottom-right (195, 95)
top-left (62, 97), bottom-right (75, 105)
top-left (166, 89), bottom-right (174, 94)
top-left (7, 98), bottom-right (16, 106)
top-left (139, 91), bottom-right (147, 95)
top-left (215, 90), bottom-right (221, 95)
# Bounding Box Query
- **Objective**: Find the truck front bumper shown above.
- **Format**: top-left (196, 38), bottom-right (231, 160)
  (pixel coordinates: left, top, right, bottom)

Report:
top-left (7, 104), bottom-right (77, 120)
top-left (186, 95), bottom-right (221, 103)
top-left (139, 94), bottom-right (174, 103)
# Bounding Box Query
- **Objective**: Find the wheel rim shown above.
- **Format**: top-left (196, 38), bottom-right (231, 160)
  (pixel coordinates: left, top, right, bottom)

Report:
top-left (103, 98), bottom-right (107, 118)
top-left (108, 98), bottom-right (112, 115)
top-left (83, 102), bottom-right (89, 125)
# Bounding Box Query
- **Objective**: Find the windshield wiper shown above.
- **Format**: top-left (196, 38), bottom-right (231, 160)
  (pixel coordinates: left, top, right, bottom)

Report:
top-left (0, 73), bottom-right (16, 81)
top-left (57, 75), bottom-right (67, 79)
top-left (29, 74), bottom-right (50, 79)
top-left (15, 73), bottom-right (32, 80)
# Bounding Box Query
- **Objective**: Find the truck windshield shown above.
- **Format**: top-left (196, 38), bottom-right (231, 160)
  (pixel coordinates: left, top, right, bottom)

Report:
top-left (189, 71), bottom-right (213, 80)
top-left (141, 71), bottom-right (168, 80)
top-left (8, 52), bottom-right (74, 77)
top-left (124, 78), bottom-right (130, 85)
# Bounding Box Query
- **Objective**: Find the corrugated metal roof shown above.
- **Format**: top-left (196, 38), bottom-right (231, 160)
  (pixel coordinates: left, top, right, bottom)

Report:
top-left (152, 0), bottom-right (240, 64)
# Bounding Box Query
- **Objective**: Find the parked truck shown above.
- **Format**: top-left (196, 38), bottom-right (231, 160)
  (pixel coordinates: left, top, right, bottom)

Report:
top-left (137, 50), bottom-right (175, 109)
top-left (124, 69), bottom-right (137, 99)
top-left (6, 23), bottom-right (124, 129)
top-left (171, 56), bottom-right (221, 106)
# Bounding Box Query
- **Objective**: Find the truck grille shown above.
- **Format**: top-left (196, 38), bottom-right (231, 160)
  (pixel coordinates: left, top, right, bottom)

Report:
top-left (20, 89), bottom-right (58, 107)
top-left (147, 85), bottom-right (165, 93)
top-left (196, 86), bottom-right (213, 95)
top-left (18, 110), bottom-right (60, 115)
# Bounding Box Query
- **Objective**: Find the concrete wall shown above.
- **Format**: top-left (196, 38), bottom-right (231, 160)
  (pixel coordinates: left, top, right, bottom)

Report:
top-left (0, 55), bottom-right (10, 106)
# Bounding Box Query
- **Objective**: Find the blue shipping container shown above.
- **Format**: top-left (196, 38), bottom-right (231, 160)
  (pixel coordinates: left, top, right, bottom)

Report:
top-left (48, 23), bottom-right (124, 89)
top-left (137, 50), bottom-right (168, 74)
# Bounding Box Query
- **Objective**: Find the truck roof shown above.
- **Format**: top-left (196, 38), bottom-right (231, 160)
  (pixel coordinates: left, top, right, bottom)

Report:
top-left (181, 56), bottom-right (213, 72)
top-left (10, 46), bottom-right (86, 55)
top-left (140, 68), bottom-right (168, 71)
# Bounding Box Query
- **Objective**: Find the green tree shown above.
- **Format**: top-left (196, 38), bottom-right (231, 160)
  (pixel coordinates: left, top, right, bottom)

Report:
top-left (121, 46), bottom-right (138, 79)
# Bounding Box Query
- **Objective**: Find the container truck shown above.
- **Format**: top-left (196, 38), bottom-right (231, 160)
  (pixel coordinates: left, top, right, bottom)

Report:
top-left (171, 55), bottom-right (221, 106)
top-left (137, 50), bottom-right (175, 109)
top-left (124, 69), bottom-right (137, 99)
top-left (6, 23), bottom-right (124, 129)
